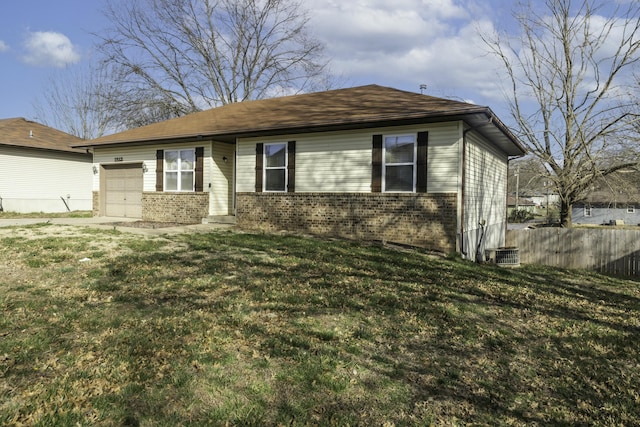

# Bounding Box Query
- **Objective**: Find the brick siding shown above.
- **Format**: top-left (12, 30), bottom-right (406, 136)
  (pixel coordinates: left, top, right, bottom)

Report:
top-left (92, 191), bottom-right (100, 217)
top-left (142, 192), bottom-right (209, 223)
top-left (236, 193), bottom-right (458, 253)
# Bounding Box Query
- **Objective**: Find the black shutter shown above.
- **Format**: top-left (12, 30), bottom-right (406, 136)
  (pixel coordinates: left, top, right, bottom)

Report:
top-left (371, 134), bottom-right (383, 192)
top-left (416, 132), bottom-right (428, 192)
top-left (194, 147), bottom-right (204, 192)
top-left (255, 143), bottom-right (263, 192)
top-left (287, 141), bottom-right (296, 192)
top-left (156, 150), bottom-right (164, 192)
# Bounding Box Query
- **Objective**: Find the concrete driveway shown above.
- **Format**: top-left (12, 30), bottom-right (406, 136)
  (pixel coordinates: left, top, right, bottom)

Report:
top-left (0, 217), bottom-right (233, 235)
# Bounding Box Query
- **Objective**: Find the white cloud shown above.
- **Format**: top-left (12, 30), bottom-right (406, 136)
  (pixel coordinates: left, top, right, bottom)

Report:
top-left (22, 31), bottom-right (81, 67)
top-left (0, 40), bottom-right (8, 52)
top-left (309, 0), bottom-right (466, 57)
top-left (308, 0), bottom-right (506, 104)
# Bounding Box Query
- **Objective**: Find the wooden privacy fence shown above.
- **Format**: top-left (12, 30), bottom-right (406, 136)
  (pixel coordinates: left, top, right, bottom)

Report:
top-left (505, 228), bottom-right (640, 277)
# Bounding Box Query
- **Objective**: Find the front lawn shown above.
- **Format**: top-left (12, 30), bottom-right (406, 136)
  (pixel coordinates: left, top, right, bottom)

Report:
top-left (0, 210), bottom-right (92, 219)
top-left (1, 225), bottom-right (639, 425)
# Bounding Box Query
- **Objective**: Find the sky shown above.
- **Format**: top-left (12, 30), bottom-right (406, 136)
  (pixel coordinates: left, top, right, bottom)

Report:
top-left (0, 0), bottom-right (520, 128)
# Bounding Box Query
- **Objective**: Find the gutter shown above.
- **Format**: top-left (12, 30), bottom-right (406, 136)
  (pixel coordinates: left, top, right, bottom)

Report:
top-left (460, 127), bottom-right (470, 257)
top-left (0, 142), bottom-right (89, 156)
top-left (72, 107), bottom-right (518, 150)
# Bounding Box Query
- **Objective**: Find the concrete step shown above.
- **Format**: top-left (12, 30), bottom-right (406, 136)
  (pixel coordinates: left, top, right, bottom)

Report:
top-left (202, 215), bottom-right (237, 224)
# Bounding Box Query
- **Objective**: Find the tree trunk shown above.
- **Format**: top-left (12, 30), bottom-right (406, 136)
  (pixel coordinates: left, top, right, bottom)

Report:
top-left (560, 198), bottom-right (572, 228)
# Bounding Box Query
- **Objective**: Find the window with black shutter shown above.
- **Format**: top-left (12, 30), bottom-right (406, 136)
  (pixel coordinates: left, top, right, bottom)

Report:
top-left (256, 141), bottom-right (296, 192)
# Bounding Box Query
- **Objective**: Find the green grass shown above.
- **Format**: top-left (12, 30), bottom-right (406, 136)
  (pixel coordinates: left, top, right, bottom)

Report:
top-left (0, 210), bottom-right (92, 218)
top-left (1, 227), bottom-right (639, 425)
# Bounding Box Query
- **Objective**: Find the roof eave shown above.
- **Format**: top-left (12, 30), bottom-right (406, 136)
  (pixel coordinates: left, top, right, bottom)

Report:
top-left (75, 108), bottom-right (526, 156)
top-left (465, 110), bottom-right (526, 157)
top-left (0, 141), bottom-right (90, 155)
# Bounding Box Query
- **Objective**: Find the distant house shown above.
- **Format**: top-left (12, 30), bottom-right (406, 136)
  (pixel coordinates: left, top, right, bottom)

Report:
top-left (507, 196), bottom-right (536, 215)
top-left (573, 176), bottom-right (640, 225)
top-left (76, 85), bottom-right (525, 260)
top-left (530, 194), bottom-right (560, 208)
top-left (573, 195), bottom-right (640, 226)
top-left (0, 118), bottom-right (92, 213)
top-left (573, 201), bottom-right (640, 225)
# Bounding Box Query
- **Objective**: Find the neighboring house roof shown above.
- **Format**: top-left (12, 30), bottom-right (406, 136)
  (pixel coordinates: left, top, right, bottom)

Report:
top-left (0, 117), bottom-right (86, 154)
top-left (575, 171), bottom-right (640, 207)
top-left (591, 190), bottom-right (640, 205)
top-left (76, 84), bottom-right (526, 156)
top-left (507, 196), bottom-right (535, 207)
top-left (574, 199), bottom-right (640, 207)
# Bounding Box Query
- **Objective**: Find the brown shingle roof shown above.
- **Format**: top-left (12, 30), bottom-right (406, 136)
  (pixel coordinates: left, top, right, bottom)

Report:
top-left (507, 196), bottom-right (536, 206)
top-left (0, 118), bottom-right (85, 153)
top-left (78, 84), bottom-right (526, 156)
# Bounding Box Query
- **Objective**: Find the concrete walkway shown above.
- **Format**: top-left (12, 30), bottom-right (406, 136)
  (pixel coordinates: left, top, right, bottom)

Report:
top-left (0, 217), bottom-right (234, 236)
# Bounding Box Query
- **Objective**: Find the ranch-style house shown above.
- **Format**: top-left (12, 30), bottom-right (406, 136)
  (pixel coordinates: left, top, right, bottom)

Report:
top-left (75, 85), bottom-right (526, 260)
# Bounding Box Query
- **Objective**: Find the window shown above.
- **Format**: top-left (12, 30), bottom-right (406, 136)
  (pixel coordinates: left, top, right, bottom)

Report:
top-left (383, 135), bottom-right (416, 192)
top-left (264, 143), bottom-right (287, 192)
top-left (628, 206), bottom-right (635, 214)
top-left (165, 149), bottom-right (195, 191)
top-left (584, 206), bottom-right (592, 217)
top-left (371, 132), bottom-right (427, 193)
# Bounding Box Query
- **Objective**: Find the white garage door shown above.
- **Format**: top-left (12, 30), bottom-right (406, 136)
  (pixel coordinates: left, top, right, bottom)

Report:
top-left (103, 164), bottom-right (143, 218)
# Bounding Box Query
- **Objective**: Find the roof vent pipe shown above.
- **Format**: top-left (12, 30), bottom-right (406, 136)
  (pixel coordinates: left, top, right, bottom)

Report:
top-left (29, 130), bottom-right (33, 138)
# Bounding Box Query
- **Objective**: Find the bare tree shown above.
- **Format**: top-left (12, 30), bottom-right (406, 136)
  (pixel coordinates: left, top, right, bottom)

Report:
top-left (484, 0), bottom-right (640, 226)
top-left (508, 157), bottom-right (548, 198)
top-left (32, 64), bottom-right (117, 140)
top-left (95, 0), bottom-right (330, 126)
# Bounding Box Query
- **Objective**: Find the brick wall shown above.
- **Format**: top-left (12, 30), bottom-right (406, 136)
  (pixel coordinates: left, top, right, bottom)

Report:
top-left (236, 193), bottom-right (458, 253)
top-left (142, 192), bottom-right (209, 223)
top-left (92, 191), bottom-right (100, 217)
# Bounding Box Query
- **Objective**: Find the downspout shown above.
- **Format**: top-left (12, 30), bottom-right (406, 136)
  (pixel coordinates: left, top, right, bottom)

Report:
top-left (60, 195), bottom-right (71, 212)
top-left (460, 128), bottom-right (470, 257)
top-left (460, 116), bottom-right (494, 260)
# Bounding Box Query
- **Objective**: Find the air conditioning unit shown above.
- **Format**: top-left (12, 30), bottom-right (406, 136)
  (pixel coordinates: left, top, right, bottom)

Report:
top-left (485, 247), bottom-right (520, 267)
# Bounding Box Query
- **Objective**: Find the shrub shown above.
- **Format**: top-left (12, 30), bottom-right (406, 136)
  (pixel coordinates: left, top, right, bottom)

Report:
top-left (509, 208), bottom-right (534, 223)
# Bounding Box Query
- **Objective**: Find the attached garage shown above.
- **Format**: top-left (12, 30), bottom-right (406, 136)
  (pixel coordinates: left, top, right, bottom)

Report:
top-left (101, 163), bottom-right (143, 218)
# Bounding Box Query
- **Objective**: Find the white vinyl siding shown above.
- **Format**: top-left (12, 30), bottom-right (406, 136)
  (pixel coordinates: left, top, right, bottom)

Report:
top-left (92, 143), bottom-right (213, 193)
top-left (237, 130), bottom-right (371, 193)
top-left (236, 122), bottom-right (462, 193)
top-left (0, 146), bottom-right (92, 213)
top-left (463, 130), bottom-right (509, 260)
top-left (426, 122), bottom-right (462, 193)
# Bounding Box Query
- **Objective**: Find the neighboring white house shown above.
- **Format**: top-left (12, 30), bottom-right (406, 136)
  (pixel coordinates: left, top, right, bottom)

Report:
top-left (76, 85), bottom-right (526, 260)
top-left (530, 194), bottom-right (560, 208)
top-left (0, 118), bottom-right (92, 213)
top-left (572, 201), bottom-right (640, 225)
top-left (572, 171), bottom-right (640, 226)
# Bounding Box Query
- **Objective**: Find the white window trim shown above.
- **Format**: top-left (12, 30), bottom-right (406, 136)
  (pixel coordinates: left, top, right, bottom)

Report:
top-left (165, 148), bottom-right (195, 192)
top-left (382, 134), bottom-right (417, 193)
top-left (263, 142), bottom-right (288, 192)
top-left (627, 206), bottom-right (635, 214)
top-left (584, 206), bottom-right (592, 217)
